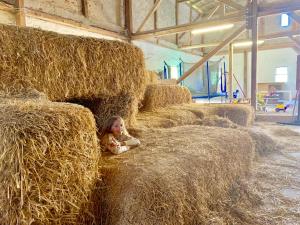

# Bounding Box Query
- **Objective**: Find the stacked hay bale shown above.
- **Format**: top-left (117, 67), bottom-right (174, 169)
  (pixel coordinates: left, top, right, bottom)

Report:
top-left (176, 103), bottom-right (255, 127)
top-left (141, 84), bottom-right (192, 111)
top-left (0, 98), bottom-right (100, 224)
top-left (98, 126), bottom-right (255, 225)
top-left (145, 70), bottom-right (159, 85)
top-left (0, 24), bottom-right (146, 129)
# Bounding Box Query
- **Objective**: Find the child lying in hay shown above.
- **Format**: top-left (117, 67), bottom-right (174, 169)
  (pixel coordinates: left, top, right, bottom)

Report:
top-left (101, 116), bottom-right (140, 154)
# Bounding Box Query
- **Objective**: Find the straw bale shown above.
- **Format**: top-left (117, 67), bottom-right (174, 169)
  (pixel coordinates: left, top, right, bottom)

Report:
top-left (71, 93), bottom-right (138, 131)
top-left (141, 84), bottom-right (192, 111)
top-left (0, 24), bottom-right (146, 101)
top-left (199, 115), bottom-right (238, 128)
top-left (145, 71), bottom-right (159, 85)
top-left (0, 100), bottom-right (100, 224)
top-left (175, 103), bottom-right (254, 127)
top-left (98, 125), bottom-right (255, 225)
top-left (136, 107), bottom-right (199, 128)
top-left (248, 130), bottom-right (279, 156)
top-left (0, 86), bottom-right (48, 102)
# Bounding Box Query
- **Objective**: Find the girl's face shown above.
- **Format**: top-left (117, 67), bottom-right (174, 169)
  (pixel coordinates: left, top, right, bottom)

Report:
top-left (111, 119), bottom-right (123, 136)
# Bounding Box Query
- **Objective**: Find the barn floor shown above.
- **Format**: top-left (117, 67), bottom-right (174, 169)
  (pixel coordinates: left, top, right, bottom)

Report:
top-left (248, 122), bottom-right (300, 225)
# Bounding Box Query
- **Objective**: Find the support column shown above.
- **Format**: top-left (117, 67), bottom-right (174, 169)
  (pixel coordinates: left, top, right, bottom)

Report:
top-left (243, 51), bottom-right (248, 98)
top-left (251, 0), bottom-right (258, 108)
top-left (228, 43), bottom-right (233, 98)
top-left (297, 55), bottom-right (300, 121)
top-left (15, 0), bottom-right (25, 27)
top-left (124, 0), bottom-right (133, 41)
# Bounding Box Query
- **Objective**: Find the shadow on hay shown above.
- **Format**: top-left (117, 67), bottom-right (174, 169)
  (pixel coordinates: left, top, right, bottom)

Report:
top-left (69, 93), bottom-right (138, 132)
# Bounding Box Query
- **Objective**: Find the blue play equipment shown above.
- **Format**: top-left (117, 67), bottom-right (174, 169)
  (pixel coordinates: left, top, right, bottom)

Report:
top-left (192, 60), bottom-right (227, 100)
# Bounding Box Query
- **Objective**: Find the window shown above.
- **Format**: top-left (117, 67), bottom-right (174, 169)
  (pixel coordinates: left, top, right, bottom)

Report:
top-left (281, 14), bottom-right (289, 27)
top-left (275, 67), bottom-right (288, 83)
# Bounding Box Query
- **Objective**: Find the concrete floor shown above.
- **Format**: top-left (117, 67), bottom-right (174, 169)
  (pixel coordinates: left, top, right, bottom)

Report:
top-left (249, 122), bottom-right (300, 225)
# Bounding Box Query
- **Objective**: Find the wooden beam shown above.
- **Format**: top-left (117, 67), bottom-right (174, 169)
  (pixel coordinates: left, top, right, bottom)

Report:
top-left (124, 0), bottom-right (133, 38)
top-left (132, 1), bottom-right (300, 40)
top-left (228, 43), bottom-right (233, 97)
top-left (258, 1), bottom-right (300, 17)
top-left (132, 11), bottom-right (244, 40)
top-left (251, 0), bottom-right (258, 108)
top-left (81, 0), bottom-right (88, 17)
top-left (178, 14), bottom-right (201, 40)
top-left (177, 24), bottom-right (246, 83)
top-left (15, 0), bottom-right (25, 26)
top-left (136, 0), bottom-right (163, 33)
top-left (216, 0), bottom-right (244, 10)
top-left (180, 29), bottom-right (300, 49)
top-left (289, 36), bottom-right (300, 49)
top-left (290, 12), bottom-right (300, 24)
top-left (26, 9), bottom-right (127, 40)
top-left (207, 5), bottom-right (220, 19)
top-left (243, 51), bottom-right (248, 98)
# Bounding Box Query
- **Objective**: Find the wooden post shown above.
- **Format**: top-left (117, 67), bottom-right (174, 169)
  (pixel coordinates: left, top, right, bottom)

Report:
top-left (251, 0), bottom-right (258, 108)
top-left (81, 0), bottom-right (88, 17)
top-left (124, 0), bottom-right (133, 40)
top-left (15, 0), bottom-right (25, 26)
top-left (297, 55), bottom-right (300, 121)
top-left (176, 0), bottom-right (179, 45)
top-left (177, 24), bottom-right (246, 83)
top-left (243, 51), bottom-right (248, 98)
top-left (228, 43), bottom-right (233, 98)
top-left (189, 5), bottom-right (192, 46)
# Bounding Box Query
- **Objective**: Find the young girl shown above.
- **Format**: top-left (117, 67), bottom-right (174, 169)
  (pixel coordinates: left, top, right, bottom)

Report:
top-left (100, 116), bottom-right (140, 155)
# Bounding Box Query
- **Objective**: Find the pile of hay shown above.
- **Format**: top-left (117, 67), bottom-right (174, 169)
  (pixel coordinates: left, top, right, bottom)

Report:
top-left (98, 126), bottom-right (255, 225)
top-left (0, 99), bottom-right (100, 224)
top-left (141, 84), bottom-right (192, 111)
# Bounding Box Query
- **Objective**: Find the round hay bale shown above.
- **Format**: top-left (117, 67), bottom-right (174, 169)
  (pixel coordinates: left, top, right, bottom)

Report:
top-left (0, 100), bottom-right (100, 224)
top-left (0, 85), bottom-right (48, 101)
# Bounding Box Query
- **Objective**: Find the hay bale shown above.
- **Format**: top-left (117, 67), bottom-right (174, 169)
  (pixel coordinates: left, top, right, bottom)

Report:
top-left (136, 108), bottom-right (199, 128)
top-left (199, 115), bottom-right (238, 128)
top-left (98, 126), bottom-right (255, 224)
top-left (0, 86), bottom-right (48, 102)
top-left (72, 93), bottom-right (138, 130)
top-left (0, 24), bottom-right (146, 101)
top-left (248, 130), bottom-right (279, 156)
top-left (141, 84), bottom-right (192, 111)
top-left (145, 70), bottom-right (159, 85)
top-left (0, 100), bottom-right (100, 224)
top-left (176, 103), bottom-right (254, 127)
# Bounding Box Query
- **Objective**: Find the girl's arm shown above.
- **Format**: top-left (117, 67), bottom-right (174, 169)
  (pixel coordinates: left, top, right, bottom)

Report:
top-left (106, 135), bottom-right (130, 155)
top-left (122, 134), bottom-right (141, 147)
